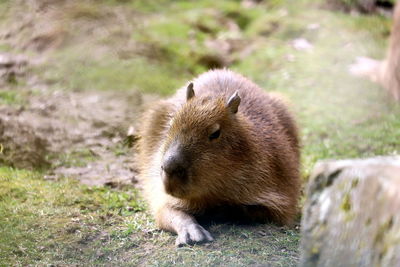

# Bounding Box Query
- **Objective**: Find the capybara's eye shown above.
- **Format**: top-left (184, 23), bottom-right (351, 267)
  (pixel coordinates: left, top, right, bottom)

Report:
top-left (209, 129), bottom-right (221, 140)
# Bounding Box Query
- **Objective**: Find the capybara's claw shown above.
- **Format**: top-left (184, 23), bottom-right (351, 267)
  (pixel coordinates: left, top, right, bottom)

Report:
top-left (175, 223), bottom-right (213, 247)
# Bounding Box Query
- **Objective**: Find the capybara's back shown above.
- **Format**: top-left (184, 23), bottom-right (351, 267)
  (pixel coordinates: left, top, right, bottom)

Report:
top-left (138, 69), bottom-right (300, 246)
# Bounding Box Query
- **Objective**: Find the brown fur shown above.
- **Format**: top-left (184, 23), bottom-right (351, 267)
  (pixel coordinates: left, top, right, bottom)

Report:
top-left (354, 3), bottom-right (400, 101)
top-left (381, 2), bottom-right (400, 101)
top-left (137, 69), bottom-right (300, 245)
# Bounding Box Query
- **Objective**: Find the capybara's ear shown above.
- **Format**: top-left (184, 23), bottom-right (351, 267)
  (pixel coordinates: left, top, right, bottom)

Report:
top-left (227, 91), bottom-right (241, 114)
top-left (186, 82), bottom-right (195, 101)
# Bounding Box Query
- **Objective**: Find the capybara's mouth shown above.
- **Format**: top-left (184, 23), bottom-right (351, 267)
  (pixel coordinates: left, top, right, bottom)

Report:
top-left (162, 173), bottom-right (187, 198)
top-left (164, 184), bottom-right (186, 198)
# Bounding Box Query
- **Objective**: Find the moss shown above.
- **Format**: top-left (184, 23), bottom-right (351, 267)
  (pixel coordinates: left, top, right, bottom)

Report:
top-left (351, 178), bottom-right (359, 188)
top-left (341, 192), bottom-right (352, 212)
top-left (374, 217), bottom-right (394, 245)
top-left (309, 245), bottom-right (321, 263)
top-left (374, 217), bottom-right (395, 260)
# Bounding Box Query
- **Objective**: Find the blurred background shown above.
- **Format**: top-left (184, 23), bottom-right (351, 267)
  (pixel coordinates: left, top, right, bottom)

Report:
top-left (0, 0), bottom-right (399, 266)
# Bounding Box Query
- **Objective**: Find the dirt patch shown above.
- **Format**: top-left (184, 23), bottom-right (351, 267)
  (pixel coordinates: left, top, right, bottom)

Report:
top-left (0, 0), bottom-right (162, 186)
top-left (44, 90), bottom-right (144, 185)
top-left (0, 110), bottom-right (50, 169)
top-left (0, 87), bottom-right (146, 185)
top-left (0, 53), bottom-right (28, 85)
top-left (0, 0), bottom-right (142, 59)
top-left (39, 88), bottom-right (148, 185)
top-left (0, 53), bottom-right (160, 186)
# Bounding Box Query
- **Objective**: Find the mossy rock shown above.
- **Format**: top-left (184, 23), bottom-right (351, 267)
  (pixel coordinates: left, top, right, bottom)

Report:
top-left (300, 157), bottom-right (400, 266)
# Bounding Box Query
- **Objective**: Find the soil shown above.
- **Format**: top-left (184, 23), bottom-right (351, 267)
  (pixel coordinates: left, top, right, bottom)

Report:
top-left (0, 53), bottom-right (160, 186)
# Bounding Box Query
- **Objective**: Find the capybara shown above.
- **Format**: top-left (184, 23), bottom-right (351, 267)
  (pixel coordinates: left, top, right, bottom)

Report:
top-left (138, 69), bottom-right (300, 246)
top-left (350, 2), bottom-right (400, 101)
top-left (381, 2), bottom-right (400, 101)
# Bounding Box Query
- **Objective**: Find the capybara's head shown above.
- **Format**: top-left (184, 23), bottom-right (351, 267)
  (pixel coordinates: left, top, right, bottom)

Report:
top-left (161, 83), bottom-right (250, 199)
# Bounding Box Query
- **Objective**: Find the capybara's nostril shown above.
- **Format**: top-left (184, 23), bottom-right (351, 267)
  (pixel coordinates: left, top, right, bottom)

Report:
top-left (162, 156), bottom-right (187, 180)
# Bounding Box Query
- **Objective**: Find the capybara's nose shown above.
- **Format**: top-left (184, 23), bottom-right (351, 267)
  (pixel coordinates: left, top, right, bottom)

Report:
top-left (162, 153), bottom-right (188, 181)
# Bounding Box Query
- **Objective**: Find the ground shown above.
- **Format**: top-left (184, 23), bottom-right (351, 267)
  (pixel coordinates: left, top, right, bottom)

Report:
top-left (0, 0), bottom-right (399, 266)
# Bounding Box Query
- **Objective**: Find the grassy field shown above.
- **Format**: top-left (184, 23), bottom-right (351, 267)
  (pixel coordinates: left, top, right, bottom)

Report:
top-left (1, 0), bottom-right (399, 266)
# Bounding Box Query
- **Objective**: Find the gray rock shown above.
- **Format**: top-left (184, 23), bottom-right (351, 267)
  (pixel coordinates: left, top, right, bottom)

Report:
top-left (300, 156), bottom-right (400, 267)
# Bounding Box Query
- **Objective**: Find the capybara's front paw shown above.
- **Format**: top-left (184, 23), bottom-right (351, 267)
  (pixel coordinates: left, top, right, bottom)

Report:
top-left (175, 223), bottom-right (213, 246)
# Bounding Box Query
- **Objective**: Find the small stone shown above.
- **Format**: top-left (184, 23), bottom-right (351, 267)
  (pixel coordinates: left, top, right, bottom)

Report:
top-left (307, 23), bottom-right (320, 30)
top-left (291, 38), bottom-right (313, 52)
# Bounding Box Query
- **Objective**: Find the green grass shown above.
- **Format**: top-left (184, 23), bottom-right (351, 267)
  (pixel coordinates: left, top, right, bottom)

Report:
top-left (39, 52), bottom-right (190, 95)
top-left (0, 90), bottom-right (22, 105)
top-left (0, 167), bottom-right (299, 266)
top-left (49, 149), bottom-right (99, 168)
top-left (34, 0), bottom-right (282, 95)
top-left (0, 167), bottom-right (146, 266)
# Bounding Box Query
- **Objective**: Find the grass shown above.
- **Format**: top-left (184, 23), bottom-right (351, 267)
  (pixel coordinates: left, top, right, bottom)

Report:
top-left (0, 90), bottom-right (22, 105)
top-left (0, 167), bottom-right (299, 266)
top-left (1, 0), bottom-right (399, 265)
top-left (41, 55), bottom-right (188, 95)
top-left (0, 167), bottom-right (147, 266)
top-left (49, 149), bottom-right (100, 168)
